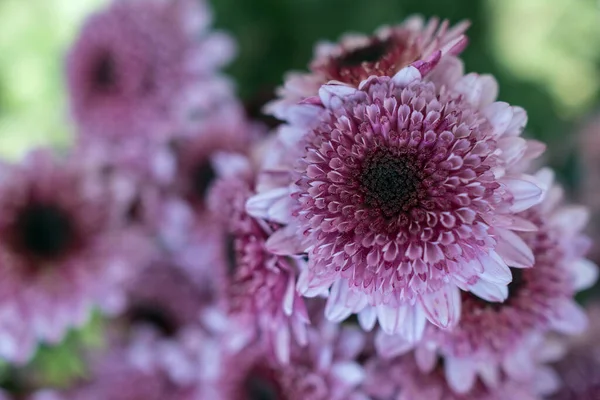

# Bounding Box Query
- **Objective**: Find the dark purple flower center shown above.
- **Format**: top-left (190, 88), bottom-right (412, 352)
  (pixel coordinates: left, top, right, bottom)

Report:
top-left (337, 39), bottom-right (391, 67)
top-left (359, 151), bottom-right (422, 217)
top-left (243, 365), bottom-right (285, 400)
top-left (225, 234), bottom-right (238, 276)
top-left (506, 268), bottom-right (525, 299)
top-left (127, 303), bottom-right (178, 337)
top-left (191, 160), bottom-right (216, 199)
top-left (93, 51), bottom-right (117, 91)
top-left (14, 203), bottom-right (75, 260)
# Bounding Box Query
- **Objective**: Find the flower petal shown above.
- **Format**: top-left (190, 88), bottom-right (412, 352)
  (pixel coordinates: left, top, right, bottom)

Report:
top-left (572, 259), bottom-right (599, 291)
top-left (494, 227), bottom-right (534, 268)
top-left (503, 176), bottom-right (544, 213)
top-left (265, 224), bottom-right (306, 255)
top-left (445, 357), bottom-right (476, 394)
top-left (375, 331), bottom-right (414, 359)
top-left (469, 279), bottom-right (508, 302)
top-left (549, 300), bottom-right (588, 334)
top-left (419, 285), bottom-right (460, 329)
top-left (477, 251), bottom-right (512, 285)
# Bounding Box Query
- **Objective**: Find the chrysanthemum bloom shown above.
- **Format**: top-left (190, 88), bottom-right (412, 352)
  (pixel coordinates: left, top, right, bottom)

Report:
top-left (213, 309), bottom-right (367, 400)
top-left (66, 0), bottom-right (236, 139)
top-left (547, 304), bottom-right (600, 399)
top-left (207, 152), bottom-right (310, 364)
top-left (0, 149), bottom-right (150, 364)
top-left (266, 16), bottom-right (469, 119)
top-left (361, 351), bottom-right (556, 400)
top-left (376, 169), bottom-right (598, 392)
top-left (248, 59), bottom-right (546, 336)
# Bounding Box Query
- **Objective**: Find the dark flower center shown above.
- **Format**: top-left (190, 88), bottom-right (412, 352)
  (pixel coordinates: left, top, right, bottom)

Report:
top-left (243, 365), bottom-right (285, 400)
top-left (191, 160), bottom-right (216, 200)
top-left (93, 51), bottom-right (117, 91)
top-left (359, 151), bottom-right (422, 217)
top-left (225, 234), bottom-right (238, 276)
top-left (127, 303), bottom-right (178, 337)
top-left (14, 203), bottom-right (75, 260)
top-left (337, 39), bottom-right (390, 67)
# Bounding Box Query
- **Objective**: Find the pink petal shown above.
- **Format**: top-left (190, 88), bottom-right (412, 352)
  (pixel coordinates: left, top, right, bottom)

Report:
top-left (469, 279), bottom-right (508, 302)
top-left (265, 225), bottom-right (306, 255)
top-left (503, 176), bottom-right (544, 213)
top-left (419, 285), bottom-right (461, 329)
top-left (478, 363), bottom-right (500, 388)
top-left (503, 345), bottom-right (536, 380)
top-left (325, 281), bottom-right (354, 322)
top-left (550, 300), bottom-right (588, 334)
top-left (331, 362), bottom-right (365, 386)
top-left (391, 66), bottom-right (422, 87)
top-left (534, 367), bottom-right (561, 396)
top-left (318, 83), bottom-right (359, 109)
top-left (358, 307), bottom-right (377, 331)
top-left (453, 73), bottom-right (498, 109)
top-left (572, 259), bottom-right (599, 291)
top-left (445, 357), bottom-right (477, 394)
top-left (282, 274), bottom-right (296, 316)
top-left (482, 102), bottom-right (513, 138)
top-left (375, 331), bottom-right (414, 359)
top-left (376, 304), bottom-right (402, 335)
top-left (505, 106), bottom-right (528, 136)
top-left (477, 251), bottom-right (512, 285)
top-left (550, 206), bottom-right (589, 235)
top-left (494, 227), bottom-right (534, 268)
top-left (415, 344), bottom-right (437, 373)
top-left (395, 305), bottom-right (427, 343)
top-left (245, 188), bottom-right (292, 222)
top-left (274, 325), bottom-right (291, 364)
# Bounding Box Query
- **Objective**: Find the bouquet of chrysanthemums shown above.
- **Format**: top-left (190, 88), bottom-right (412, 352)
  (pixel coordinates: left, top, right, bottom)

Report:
top-left (1, 0), bottom-right (599, 398)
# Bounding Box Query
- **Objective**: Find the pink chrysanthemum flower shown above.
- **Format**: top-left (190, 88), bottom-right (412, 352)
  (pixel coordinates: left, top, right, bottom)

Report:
top-left (207, 152), bottom-right (310, 364)
top-left (361, 351), bottom-right (556, 400)
top-left (0, 149), bottom-right (150, 364)
top-left (266, 16), bottom-right (468, 119)
top-left (248, 60), bottom-right (546, 336)
top-left (547, 304), bottom-right (600, 399)
top-left (376, 169), bottom-right (598, 392)
top-left (66, 0), bottom-right (236, 139)
top-left (212, 306), bottom-right (367, 400)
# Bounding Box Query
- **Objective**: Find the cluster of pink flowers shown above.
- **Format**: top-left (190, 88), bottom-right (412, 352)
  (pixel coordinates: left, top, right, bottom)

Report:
top-left (1, 0), bottom-right (599, 398)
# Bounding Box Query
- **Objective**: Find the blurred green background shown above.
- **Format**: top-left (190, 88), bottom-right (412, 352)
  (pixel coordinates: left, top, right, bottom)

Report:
top-left (0, 0), bottom-right (599, 389)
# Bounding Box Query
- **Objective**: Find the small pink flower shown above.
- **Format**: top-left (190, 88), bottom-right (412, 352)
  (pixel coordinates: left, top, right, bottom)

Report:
top-left (0, 149), bottom-right (150, 364)
top-left (267, 16), bottom-right (469, 119)
top-left (208, 153), bottom-right (310, 364)
top-left (248, 61), bottom-right (545, 337)
top-left (66, 0), bottom-right (236, 139)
